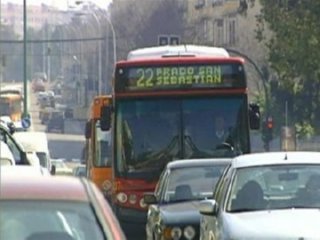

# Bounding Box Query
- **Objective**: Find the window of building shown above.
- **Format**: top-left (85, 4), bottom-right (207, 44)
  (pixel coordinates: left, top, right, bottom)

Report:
top-left (229, 19), bottom-right (237, 46)
top-left (195, 0), bottom-right (206, 9)
top-left (203, 19), bottom-right (209, 41)
top-left (216, 19), bottom-right (224, 46)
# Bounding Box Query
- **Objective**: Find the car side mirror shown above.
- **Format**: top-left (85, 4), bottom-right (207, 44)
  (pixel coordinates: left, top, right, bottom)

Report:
top-left (249, 103), bottom-right (260, 130)
top-left (198, 199), bottom-right (218, 216)
top-left (50, 165), bottom-right (56, 175)
top-left (85, 121), bottom-right (91, 139)
top-left (8, 122), bottom-right (15, 134)
top-left (143, 193), bottom-right (157, 205)
top-left (100, 106), bottom-right (112, 131)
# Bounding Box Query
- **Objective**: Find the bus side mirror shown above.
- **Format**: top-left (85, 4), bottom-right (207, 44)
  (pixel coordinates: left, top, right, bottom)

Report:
top-left (249, 103), bottom-right (260, 130)
top-left (85, 121), bottom-right (91, 139)
top-left (100, 106), bottom-right (111, 131)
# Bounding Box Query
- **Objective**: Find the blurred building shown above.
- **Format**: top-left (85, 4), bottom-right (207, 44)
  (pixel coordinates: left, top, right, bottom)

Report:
top-left (186, 0), bottom-right (268, 101)
top-left (1, 2), bottom-right (70, 38)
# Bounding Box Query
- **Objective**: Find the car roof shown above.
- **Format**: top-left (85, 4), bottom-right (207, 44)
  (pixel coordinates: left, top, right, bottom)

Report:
top-left (13, 131), bottom-right (48, 152)
top-left (167, 158), bottom-right (232, 169)
top-left (1, 171), bottom-right (89, 201)
top-left (232, 151), bottom-right (320, 169)
top-left (1, 165), bottom-right (50, 176)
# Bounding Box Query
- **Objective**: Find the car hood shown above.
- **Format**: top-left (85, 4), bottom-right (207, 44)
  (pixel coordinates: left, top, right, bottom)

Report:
top-left (160, 201), bottom-right (201, 225)
top-left (224, 209), bottom-right (320, 239)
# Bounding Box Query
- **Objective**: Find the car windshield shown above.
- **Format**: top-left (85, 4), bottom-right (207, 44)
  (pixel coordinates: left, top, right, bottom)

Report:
top-left (0, 200), bottom-right (105, 240)
top-left (163, 164), bottom-right (228, 203)
top-left (227, 164), bottom-right (320, 212)
top-left (36, 152), bottom-right (48, 168)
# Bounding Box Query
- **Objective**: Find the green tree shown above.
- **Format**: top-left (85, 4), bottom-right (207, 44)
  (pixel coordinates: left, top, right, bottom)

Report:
top-left (257, 0), bottom-right (320, 135)
top-left (110, 0), bottom-right (188, 60)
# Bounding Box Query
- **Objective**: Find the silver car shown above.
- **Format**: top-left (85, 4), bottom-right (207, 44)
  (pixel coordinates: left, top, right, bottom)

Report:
top-left (199, 151), bottom-right (320, 239)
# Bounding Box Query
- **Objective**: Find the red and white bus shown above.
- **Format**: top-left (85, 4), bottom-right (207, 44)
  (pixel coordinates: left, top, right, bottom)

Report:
top-left (101, 45), bottom-right (260, 233)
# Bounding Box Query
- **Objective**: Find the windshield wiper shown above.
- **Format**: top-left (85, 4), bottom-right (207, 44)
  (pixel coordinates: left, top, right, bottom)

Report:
top-left (167, 199), bottom-right (194, 204)
top-left (229, 208), bottom-right (264, 213)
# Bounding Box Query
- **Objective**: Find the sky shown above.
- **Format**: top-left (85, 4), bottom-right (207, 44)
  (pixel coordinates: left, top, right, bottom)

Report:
top-left (1, 0), bottom-right (111, 10)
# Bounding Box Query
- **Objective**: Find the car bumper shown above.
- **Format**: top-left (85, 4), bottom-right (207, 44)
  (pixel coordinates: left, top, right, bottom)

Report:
top-left (114, 206), bottom-right (147, 239)
top-left (114, 205), bottom-right (147, 223)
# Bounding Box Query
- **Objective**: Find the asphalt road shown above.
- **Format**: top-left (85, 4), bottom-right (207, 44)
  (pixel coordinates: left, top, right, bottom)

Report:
top-left (25, 83), bottom-right (86, 162)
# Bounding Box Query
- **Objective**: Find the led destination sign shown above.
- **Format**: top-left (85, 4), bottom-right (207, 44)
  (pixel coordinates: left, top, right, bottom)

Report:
top-left (115, 64), bottom-right (246, 92)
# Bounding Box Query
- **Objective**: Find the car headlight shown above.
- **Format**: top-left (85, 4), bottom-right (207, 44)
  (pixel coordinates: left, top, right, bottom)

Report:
top-left (184, 225), bottom-right (196, 239)
top-left (139, 198), bottom-right (147, 208)
top-left (171, 227), bottom-right (182, 240)
top-left (102, 180), bottom-right (112, 192)
top-left (128, 194), bottom-right (137, 204)
top-left (116, 192), bottom-right (128, 203)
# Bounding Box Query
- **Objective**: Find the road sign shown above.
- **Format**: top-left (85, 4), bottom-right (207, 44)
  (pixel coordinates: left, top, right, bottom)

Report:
top-left (170, 35), bottom-right (180, 45)
top-left (158, 35), bottom-right (180, 46)
top-left (158, 35), bottom-right (169, 46)
top-left (21, 117), bottom-right (31, 129)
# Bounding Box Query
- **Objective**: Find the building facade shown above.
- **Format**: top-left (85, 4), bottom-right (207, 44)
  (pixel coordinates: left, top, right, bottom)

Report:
top-left (1, 3), bottom-right (70, 37)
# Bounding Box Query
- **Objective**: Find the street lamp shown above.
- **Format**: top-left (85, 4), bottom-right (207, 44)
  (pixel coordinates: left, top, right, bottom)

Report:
top-left (75, 0), bottom-right (117, 94)
top-left (105, 13), bottom-right (117, 68)
top-left (75, 1), bottom-right (102, 95)
top-left (73, 55), bottom-right (81, 105)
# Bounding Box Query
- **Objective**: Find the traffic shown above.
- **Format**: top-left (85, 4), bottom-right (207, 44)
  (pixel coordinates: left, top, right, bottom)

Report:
top-left (0, 1), bottom-right (318, 239)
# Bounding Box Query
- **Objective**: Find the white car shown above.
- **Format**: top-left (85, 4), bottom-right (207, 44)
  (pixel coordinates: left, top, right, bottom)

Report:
top-left (0, 141), bottom-right (16, 166)
top-left (50, 159), bottom-right (72, 175)
top-left (1, 165), bottom-right (51, 176)
top-left (199, 151), bottom-right (320, 239)
top-left (13, 131), bottom-right (51, 171)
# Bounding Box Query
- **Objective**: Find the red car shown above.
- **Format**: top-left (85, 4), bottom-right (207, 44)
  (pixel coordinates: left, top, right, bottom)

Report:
top-left (0, 166), bottom-right (126, 240)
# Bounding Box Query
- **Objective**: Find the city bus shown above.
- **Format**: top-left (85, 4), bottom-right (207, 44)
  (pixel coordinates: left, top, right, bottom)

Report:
top-left (0, 89), bottom-right (23, 122)
top-left (101, 45), bottom-right (260, 232)
top-left (84, 95), bottom-right (113, 200)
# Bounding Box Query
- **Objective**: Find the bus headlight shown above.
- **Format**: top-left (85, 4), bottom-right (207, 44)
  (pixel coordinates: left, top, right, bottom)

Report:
top-left (102, 180), bottom-right (112, 192)
top-left (116, 192), bottom-right (128, 203)
top-left (171, 227), bottom-right (182, 240)
top-left (128, 194), bottom-right (137, 204)
top-left (184, 226), bottom-right (196, 239)
top-left (139, 198), bottom-right (147, 208)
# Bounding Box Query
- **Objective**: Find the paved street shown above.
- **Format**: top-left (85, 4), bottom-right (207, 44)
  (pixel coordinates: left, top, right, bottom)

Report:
top-left (2, 82), bottom-right (87, 162)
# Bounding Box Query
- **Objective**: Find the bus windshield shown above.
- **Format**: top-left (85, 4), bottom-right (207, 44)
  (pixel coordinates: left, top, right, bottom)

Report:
top-left (115, 96), bottom-right (248, 178)
top-left (95, 120), bottom-right (112, 167)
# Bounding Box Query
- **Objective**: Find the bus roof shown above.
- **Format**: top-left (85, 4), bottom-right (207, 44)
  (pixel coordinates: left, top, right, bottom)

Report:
top-left (127, 45), bottom-right (230, 60)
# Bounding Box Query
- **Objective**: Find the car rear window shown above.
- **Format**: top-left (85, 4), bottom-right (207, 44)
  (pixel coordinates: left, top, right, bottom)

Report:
top-left (0, 200), bottom-right (106, 240)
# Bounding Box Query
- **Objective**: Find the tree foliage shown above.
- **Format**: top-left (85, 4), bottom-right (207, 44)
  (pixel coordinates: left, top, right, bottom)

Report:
top-left (257, 0), bottom-right (320, 134)
top-left (110, 0), bottom-right (187, 60)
